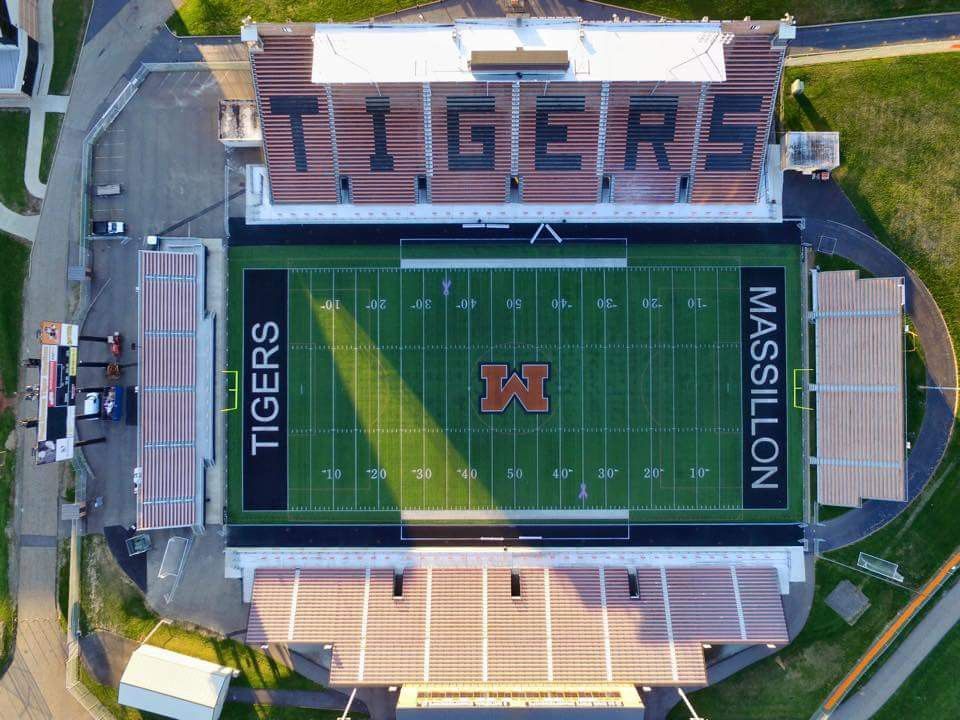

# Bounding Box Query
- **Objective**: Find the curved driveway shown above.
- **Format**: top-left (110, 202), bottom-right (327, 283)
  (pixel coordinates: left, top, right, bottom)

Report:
top-left (790, 177), bottom-right (958, 549)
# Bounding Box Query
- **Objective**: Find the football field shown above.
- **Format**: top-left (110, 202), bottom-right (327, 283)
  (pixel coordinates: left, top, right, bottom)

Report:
top-left (227, 242), bottom-right (804, 524)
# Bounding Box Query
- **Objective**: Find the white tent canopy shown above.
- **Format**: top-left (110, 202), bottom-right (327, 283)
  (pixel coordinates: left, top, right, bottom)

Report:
top-left (118, 645), bottom-right (237, 720)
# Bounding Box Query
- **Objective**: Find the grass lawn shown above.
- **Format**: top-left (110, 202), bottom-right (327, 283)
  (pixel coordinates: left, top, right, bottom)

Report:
top-left (873, 616), bottom-right (960, 719)
top-left (0, 411), bottom-right (17, 670)
top-left (0, 232), bottom-right (29, 394)
top-left (671, 53), bottom-right (960, 718)
top-left (50, 0), bottom-right (93, 96)
top-left (0, 111), bottom-right (35, 215)
top-left (80, 534), bottom-right (319, 692)
top-left (39, 113), bottom-right (64, 185)
top-left (166, 0), bottom-right (960, 35)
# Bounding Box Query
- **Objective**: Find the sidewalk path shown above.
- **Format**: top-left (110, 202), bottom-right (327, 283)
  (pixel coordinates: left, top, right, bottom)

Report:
top-left (0, 201), bottom-right (38, 241)
top-left (829, 579), bottom-right (960, 719)
top-left (781, 175), bottom-right (957, 551)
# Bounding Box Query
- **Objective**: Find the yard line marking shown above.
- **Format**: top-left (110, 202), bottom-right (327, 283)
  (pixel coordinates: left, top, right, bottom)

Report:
top-left (648, 269), bottom-right (654, 507)
top-left (580, 269), bottom-right (585, 503)
top-left (557, 268), bottom-right (564, 508)
top-left (376, 270), bottom-right (382, 509)
top-left (716, 268), bottom-right (722, 507)
top-left (671, 268), bottom-right (677, 508)
top-left (354, 270), bottom-right (359, 508)
top-left (444, 270), bottom-right (450, 508)
top-left (400, 270), bottom-right (404, 508)
top-left (512, 269), bottom-right (518, 506)
top-left (626, 267), bottom-right (632, 507)
top-left (694, 270), bottom-right (699, 508)
top-left (421, 270), bottom-right (427, 508)
top-left (467, 270), bottom-right (472, 508)
top-left (535, 270), bottom-right (540, 508)
top-left (602, 269), bottom-right (609, 506)
top-left (331, 270), bottom-right (336, 510)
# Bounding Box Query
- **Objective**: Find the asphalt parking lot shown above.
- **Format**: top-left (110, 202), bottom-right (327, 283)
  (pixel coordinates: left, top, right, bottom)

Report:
top-left (90, 69), bottom-right (254, 241)
top-left (80, 68), bottom-right (254, 534)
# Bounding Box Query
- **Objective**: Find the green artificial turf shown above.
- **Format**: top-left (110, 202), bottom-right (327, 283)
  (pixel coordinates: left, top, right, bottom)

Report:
top-left (227, 243), bottom-right (803, 524)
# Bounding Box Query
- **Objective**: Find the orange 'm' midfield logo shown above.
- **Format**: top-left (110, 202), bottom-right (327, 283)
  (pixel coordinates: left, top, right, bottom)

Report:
top-left (479, 362), bottom-right (551, 414)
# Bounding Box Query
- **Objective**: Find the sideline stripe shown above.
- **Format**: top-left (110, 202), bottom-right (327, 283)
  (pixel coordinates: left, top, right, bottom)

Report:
top-left (401, 258), bottom-right (628, 269)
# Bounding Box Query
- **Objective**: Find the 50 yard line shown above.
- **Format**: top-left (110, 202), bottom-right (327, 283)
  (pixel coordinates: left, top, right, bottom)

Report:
top-left (512, 269), bottom-right (517, 506)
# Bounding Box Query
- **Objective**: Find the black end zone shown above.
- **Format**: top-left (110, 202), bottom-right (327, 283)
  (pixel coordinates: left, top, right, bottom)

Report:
top-left (740, 267), bottom-right (788, 509)
top-left (242, 268), bottom-right (288, 511)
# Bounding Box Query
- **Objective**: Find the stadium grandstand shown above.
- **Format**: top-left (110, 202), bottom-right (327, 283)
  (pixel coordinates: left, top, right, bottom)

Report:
top-left (96, 9), bottom-right (914, 718)
top-left (811, 269), bottom-right (907, 507)
top-left (136, 247), bottom-right (214, 530)
top-left (233, 546), bottom-right (800, 703)
top-left (242, 16), bottom-right (794, 224)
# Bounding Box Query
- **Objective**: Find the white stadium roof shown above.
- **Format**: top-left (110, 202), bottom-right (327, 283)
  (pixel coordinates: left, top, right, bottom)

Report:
top-left (309, 18), bottom-right (728, 84)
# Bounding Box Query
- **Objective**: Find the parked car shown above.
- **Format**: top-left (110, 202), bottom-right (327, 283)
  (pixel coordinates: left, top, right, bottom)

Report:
top-left (94, 183), bottom-right (122, 196)
top-left (91, 220), bottom-right (126, 235)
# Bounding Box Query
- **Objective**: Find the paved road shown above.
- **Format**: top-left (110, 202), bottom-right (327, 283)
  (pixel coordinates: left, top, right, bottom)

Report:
top-left (793, 12), bottom-right (960, 53)
top-left (830, 579), bottom-right (960, 719)
top-left (782, 175), bottom-right (957, 551)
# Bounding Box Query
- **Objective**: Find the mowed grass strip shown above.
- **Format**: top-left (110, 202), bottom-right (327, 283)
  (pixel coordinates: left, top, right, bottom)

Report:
top-left (284, 265), bottom-right (745, 513)
top-left (50, 0), bottom-right (93, 96)
top-left (167, 0), bottom-right (960, 36)
top-left (0, 111), bottom-right (34, 214)
top-left (0, 232), bottom-right (29, 393)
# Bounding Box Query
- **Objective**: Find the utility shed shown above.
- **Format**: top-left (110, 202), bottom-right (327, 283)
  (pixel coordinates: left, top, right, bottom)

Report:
top-left (118, 645), bottom-right (237, 720)
top-left (782, 131), bottom-right (840, 174)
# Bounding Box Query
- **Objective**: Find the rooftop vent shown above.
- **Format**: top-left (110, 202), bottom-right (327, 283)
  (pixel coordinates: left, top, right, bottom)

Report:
top-left (470, 48), bottom-right (569, 73)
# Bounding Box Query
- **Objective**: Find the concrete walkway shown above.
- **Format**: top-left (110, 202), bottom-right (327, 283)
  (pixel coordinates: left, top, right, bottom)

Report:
top-left (0, 0), bottom-right (194, 717)
top-left (830, 580), bottom-right (960, 719)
